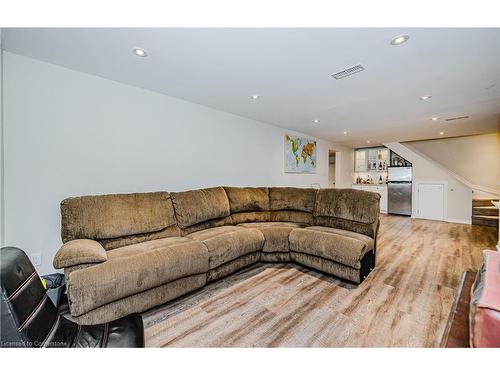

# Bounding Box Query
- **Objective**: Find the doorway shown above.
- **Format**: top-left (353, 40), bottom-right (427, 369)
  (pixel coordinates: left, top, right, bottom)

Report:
top-left (328, 150), bottom-right (341, 188)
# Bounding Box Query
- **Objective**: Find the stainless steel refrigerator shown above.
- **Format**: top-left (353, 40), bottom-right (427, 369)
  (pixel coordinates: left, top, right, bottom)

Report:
top-left (387, 167), bottom-right (412, 216)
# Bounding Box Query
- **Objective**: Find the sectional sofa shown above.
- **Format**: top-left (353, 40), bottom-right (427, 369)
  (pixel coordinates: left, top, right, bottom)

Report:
top-left (53, 187), bottom-right (380, 325)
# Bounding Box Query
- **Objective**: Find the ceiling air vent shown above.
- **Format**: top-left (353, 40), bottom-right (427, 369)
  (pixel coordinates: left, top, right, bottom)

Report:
top-left (445, 116), bottom-right (470, 122)
top-left (332, 64), bottom-right (365, 80)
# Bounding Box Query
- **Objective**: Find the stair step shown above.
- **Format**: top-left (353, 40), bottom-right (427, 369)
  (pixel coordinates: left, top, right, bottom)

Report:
top-left (472, 198), bottom-right (499, 207)
top-left (472, 206), bottom-right (499, 216)
top-left (471, 215), bottom-right (499, 227)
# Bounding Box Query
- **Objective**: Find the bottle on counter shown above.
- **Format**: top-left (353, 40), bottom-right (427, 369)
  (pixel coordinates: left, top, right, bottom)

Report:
top-left (379, 176), bottom-right (383, 184)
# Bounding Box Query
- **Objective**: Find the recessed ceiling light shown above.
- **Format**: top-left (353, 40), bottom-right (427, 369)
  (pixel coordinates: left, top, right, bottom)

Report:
top-left (439, 131), bottom-right (444, 135)
top-left (343, 131), bottom-right (348, 135)
top-left (132, 48), bottom-right (148, 57)
top-left (431, 117), bottom-right (439, 121)
top-left (251, 94), bottom-right (260, 100)
top-left (419, 95), bottom-right (432, 100)
top-left (366, 140), bottom-right (371, 144)
top-left (313, 119), bottom-right (320, 124)
top-left (390, 34), bottom-right (410, 46)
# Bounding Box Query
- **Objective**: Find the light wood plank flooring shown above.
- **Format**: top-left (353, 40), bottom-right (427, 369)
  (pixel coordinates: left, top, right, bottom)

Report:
top-left (142, 215), bottom-right (498, 347)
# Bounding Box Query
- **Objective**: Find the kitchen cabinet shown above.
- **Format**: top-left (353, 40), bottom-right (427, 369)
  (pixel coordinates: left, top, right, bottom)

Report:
top-left (355, 147), bottom-right (389, 172)
top-left (351, 184), bottom-right (388, 213)
top-left (376, 185), bottom-right (388, 213)
top-left (355, 149), bottom-right (368, 172)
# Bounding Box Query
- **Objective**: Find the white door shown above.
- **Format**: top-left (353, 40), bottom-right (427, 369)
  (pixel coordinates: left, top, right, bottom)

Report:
top-left (417, 183), bottom-right (445, 221)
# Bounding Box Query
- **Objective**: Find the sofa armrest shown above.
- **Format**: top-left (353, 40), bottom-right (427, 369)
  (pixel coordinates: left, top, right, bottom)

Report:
top-left (53, 239), bottom-right (107, 269)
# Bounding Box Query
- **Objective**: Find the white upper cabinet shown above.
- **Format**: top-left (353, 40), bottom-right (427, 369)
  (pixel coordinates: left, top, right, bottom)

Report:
top-left (355, 149), bottom-right (368, 172)
top-left (355, 147), bottom-right (388, 172)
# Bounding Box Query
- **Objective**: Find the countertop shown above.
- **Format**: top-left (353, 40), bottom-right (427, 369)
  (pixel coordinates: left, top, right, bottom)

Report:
top-left (351, 183), bottom-right (387, 187)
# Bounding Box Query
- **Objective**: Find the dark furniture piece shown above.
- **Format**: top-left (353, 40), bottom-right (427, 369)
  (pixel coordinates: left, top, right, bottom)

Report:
top-left (1, 247), bottom-right (144, 348)
top-left (440, 271), bottom-right (476, 348)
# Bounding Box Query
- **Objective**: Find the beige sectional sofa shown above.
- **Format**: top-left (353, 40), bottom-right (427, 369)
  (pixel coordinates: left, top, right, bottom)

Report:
top-left (54, 187), bottom-right (380, 324)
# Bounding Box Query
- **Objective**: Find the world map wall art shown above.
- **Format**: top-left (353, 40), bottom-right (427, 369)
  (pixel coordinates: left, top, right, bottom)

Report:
top-left (284, 134), bottom-right (317, 173)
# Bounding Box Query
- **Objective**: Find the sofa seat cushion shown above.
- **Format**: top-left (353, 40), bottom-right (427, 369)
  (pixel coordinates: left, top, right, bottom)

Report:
top-left (67, 237), bottom-right (208, 317)
top-left (289, 226), bottom-right (373, 269)
top-left (238, 222), bottom-right (305, 253)
top-left (186, 226), bottom-right (264, 269)
top-left (105, 236), bottom-right (199, 261)
top-left (305, 226), bottom-right (374, 250)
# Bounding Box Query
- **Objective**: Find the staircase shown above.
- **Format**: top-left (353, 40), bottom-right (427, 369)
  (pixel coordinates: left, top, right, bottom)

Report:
top-left (472, 198), bottom-right (499, 227)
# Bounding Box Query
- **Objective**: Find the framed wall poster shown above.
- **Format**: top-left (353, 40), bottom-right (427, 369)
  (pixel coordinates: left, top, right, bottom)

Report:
top-left (284, 134), bottom-right (317, 173)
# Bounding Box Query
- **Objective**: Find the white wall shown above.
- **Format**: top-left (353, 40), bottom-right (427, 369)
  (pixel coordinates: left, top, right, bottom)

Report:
top-left (335, 150), bottom-right (354, 188)
top-left (3, 52), bottom-right (353, 274)
top-left (406, 132), bottom-right (500, 194)
top-left (385, 142), bottom-right (472, 224)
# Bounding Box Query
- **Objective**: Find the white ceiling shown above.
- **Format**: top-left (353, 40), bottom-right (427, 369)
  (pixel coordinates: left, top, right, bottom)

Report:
top-left (3, 28), bottom-right (500, 147)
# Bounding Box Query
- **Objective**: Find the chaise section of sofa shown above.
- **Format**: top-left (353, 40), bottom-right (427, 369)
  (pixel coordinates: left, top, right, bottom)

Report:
top-left (54, 186), bottom-right (380, 325)
top-left (289, 188), bottom-right (380, 283)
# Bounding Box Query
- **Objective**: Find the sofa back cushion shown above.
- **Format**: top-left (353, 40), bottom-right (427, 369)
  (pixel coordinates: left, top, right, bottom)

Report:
top-left (314, 188), bottom-right (380, 224)
top-left (267, 187), bottom-right (316, 225)
top-left (223, 187), bottom-right (270, 224)
top-left (269, 187), bottom-right (316, 213)
top-left (224, 187), bottom-right (270, 212)
top-left (61, 192), bottom-right (177, 243)
top-left (171, 187), bottom-right (230, 229)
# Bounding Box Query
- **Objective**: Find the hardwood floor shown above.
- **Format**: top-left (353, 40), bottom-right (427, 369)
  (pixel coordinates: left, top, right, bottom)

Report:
top-left (142, 215), bottom-right (498, 347)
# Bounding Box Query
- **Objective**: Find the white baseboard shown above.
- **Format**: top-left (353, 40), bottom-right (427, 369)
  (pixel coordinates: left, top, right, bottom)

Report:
top-left (447, 218), bottom-right (472, 225)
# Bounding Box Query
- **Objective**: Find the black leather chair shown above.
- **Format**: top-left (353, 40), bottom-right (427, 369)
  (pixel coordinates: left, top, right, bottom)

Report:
top-left (1, 247), bottom-right (144, 348)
